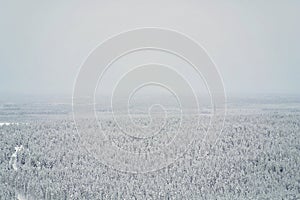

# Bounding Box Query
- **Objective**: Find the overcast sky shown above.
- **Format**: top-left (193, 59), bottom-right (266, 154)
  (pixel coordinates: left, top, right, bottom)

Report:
top-left (0, 0), bottom-right (299, 97)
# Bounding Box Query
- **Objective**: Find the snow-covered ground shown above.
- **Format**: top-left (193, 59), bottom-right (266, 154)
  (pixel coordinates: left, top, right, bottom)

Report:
top-left (17, 193), bottom-right (27, 200)
top-left (9, 145), bottom-right (24, 171)
top-left (0, 122), bottom-right (29, 127)
top-left (0, 122), bottom-right (17, 126)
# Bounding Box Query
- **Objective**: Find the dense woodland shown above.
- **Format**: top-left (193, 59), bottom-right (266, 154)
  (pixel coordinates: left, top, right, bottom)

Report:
top-left (0, 110), bottom-right (299, 199)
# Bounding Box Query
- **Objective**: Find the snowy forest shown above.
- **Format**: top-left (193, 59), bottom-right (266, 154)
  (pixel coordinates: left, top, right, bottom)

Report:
top-left (0, 99), bottom-right (299, 199)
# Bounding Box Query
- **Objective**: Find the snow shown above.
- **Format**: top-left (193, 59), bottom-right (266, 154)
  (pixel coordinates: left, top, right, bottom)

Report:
top-left (0, 122), bottom-right (13, 126)
top-left (9, 145), bottom-right (24, 171)
top-left (17, 193), bottom-right (27, 200)
top-left (0, 122), bottom-right (28, 127)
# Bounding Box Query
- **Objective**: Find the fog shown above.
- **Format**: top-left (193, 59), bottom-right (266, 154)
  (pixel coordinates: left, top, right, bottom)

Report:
top-left (0, 0), bottom-right (299, 97)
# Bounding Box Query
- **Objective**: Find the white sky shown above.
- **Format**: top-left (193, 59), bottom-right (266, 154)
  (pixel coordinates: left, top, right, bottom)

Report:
top-left (0, 0), bottom-right (299, 97)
